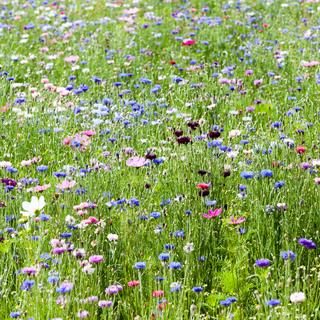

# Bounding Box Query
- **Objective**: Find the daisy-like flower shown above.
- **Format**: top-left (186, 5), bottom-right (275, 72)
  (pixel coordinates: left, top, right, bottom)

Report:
top-left (20, 196), bottom-right (46, 217)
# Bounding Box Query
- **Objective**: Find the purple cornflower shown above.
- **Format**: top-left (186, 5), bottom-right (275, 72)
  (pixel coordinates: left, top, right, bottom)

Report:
top-left (298, 238), bottom-right (316, 249)
top-left (255, 259), bottom-right (271, 268)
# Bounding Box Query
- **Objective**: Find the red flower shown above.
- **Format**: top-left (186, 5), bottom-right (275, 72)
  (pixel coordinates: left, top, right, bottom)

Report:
top-left (169, 60), bottom-right (176, 65)
top-left (296, 146), bottom-right (306, 154)
top-left (196, 183), bottom-right (210, 190)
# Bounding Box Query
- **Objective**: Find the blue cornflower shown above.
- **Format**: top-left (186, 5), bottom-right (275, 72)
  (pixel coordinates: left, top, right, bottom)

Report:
top-left (155, 276), bottom-right (165, 281)
top-left (39, 213), bottom-right (50, 221)
top-left (129, 198), bottom-right (140, 206)
top-left (192, 286), bottom-right (203, 293)
top-left (220, 297), bottom-right (237, 306)
top-left (169, 262), bottom-right (182, 269)
top-left (10, 312), bottom-right (22, 318)
top-left (173, 230), bottom-right (184, 238)
top-left (53, 172), bottom-right (67, 178)
top-left (260, 169), bottom-right (273, 177)
top-left (266, 299), bottom-right (281, 307)
top-left (37, 165), bottom-right (48, 172)
top-left (158, 253), bottom-right (170, 261)
top-left (60, 232), bottom-right (72, 239)
top-left (164, 244), bottom-right (175, 250)
top-left (150, 212), bottom-right (161, 219)
top-left (280, 250), bottom-right (296, 261)
top-left (56, 282), bottom-right (73, 294)
top-left (160, 199), bottom-right (171, 207)
top-left (134, 262), bottom-right (146, 270)
top-left (240, 171), bottom-right (254, 179)
top-left (48, 275), bottom-right (59, 284)
top-left (274, 181), bottom-right (285, 189)
top-left (20, 279), bottom-right (35, 291)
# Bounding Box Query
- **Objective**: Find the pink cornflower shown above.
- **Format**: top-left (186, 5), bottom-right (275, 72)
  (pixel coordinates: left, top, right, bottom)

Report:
top-left (64, 55), bottom-right (79, 64)
top-left (152, 290), bottom-right (164, 297)
top-left (57, 180), bottom-right (76, 190)
top-left (28, 184), bottom-right (51, 193)
top-left (126, 157), bottom-right (148, 168)
top-left (128, 280), bottom-right (140, 287)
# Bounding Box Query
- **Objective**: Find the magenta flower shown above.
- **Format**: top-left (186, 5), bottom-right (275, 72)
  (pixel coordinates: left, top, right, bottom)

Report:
top-left (126, 157), bottom-right (148, 168)
top-left (182, 39), bottom-right (196, 46)
top-left (81, 130), bottom-right (96, 137)
top-left (202, 208), bottom-right (222, 219)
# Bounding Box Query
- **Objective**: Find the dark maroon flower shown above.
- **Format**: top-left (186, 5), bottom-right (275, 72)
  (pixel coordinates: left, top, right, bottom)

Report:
top-left (207, 131), bottom-right (221, 139)
top-left (198, 170), bottom-right (209, 176)
top-left (145, 153), bottom-right (157, 160)
top-left (177, 136), bottom-right (191, 144)
top-left (199, 190), bottom-right (209, 197)
top-left (174, 130), bottom-right (183, 137)
top-left (187, 121), bottom-right (199, 130)
top-left (223, 170), bottom-right (231, 177)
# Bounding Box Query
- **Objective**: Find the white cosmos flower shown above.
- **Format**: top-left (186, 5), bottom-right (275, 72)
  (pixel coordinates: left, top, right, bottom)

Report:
top-left (21, 196), bottom-right (46, 217)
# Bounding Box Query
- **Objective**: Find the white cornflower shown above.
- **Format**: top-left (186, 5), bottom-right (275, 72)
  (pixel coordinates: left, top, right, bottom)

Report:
top-left (290, 292), bottom-right (306, 303)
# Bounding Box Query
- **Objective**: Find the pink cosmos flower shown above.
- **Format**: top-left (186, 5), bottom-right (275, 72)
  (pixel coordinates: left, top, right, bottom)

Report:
top-left (126, 157), bottom-right (148, 168)
top-left (229, 216), bottom-right (246, 225)
top-left (202, 208), bottom-right (222, 219)
top-left (301, 60), bottom-right (320, 67)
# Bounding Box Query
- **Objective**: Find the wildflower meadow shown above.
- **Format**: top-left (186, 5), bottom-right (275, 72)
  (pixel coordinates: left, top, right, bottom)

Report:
top-left (0, 0), bottom-right (320, 319)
